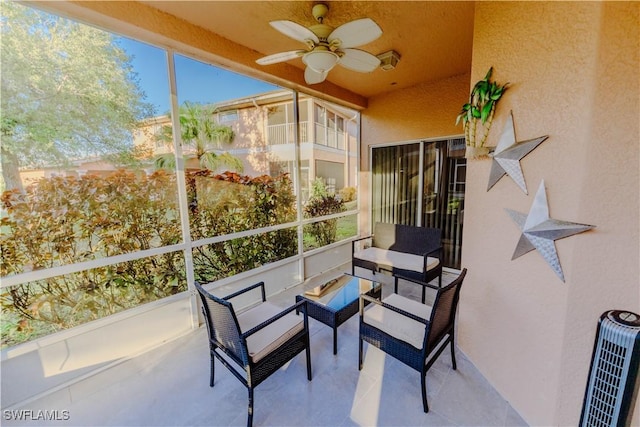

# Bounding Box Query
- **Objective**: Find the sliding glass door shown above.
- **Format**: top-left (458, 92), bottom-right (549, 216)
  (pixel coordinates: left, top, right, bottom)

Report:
top-left (371, 143), bottom-right (421, 226)
top-left (371, 138), bottom-right (465, 269)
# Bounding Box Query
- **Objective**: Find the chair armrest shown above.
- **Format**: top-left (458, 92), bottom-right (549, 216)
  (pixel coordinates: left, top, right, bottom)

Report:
top-left (359, 294), bottom-right (429, 325)
top-left (352, 235), bottom-right (373, 253)
top-left (421, 245), bottom-right (443, 259)
top-left (242, 299), bottom-right (309, 339)
top-left (224, 281), bottom-right (266, 302)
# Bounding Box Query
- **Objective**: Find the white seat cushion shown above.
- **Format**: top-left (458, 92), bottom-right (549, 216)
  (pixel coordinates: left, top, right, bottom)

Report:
top-left (353, 247), bottom-right (439, 273)
top-left (363, 293), bottom-right (432, 350)
top-left (237, 302), bottom-right (304, 363)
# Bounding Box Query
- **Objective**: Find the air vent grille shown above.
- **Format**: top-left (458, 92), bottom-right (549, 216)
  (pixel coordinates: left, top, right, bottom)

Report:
top-left (580, 310), bottom-right (640, 427)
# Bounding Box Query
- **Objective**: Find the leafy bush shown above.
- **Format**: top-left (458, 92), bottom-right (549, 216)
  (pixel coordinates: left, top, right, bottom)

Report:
top-left (0, 171), bottom-right (185, 347)
top-left (303, 178), bottom-right (345, 248)
top-left (0, 169), bottom-right (297, 347)
top-left (338, 186), bottom-right (357, 202)
top-left (187, 171), bottom-right (297, 281)
top-left (1, 170), bottom-right (182, 275)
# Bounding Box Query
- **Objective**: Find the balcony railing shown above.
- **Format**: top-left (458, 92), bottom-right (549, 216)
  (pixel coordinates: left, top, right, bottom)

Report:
top-left (266, 122), bottom-right (309, 145)
top-left (267, 122), bottom-right (346, 150)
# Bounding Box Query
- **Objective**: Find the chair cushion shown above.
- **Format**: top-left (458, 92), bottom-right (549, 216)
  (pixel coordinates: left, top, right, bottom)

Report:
top-left (353, 247), bottom-right (439, 273)
top-left (363, 293), bottom-right (432, 350)
top-left (237, 302), bottom-right (304, 363)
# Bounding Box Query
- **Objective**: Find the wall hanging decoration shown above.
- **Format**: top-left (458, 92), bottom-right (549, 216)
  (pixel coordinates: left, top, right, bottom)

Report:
top-left (505, 180), bottom-right (595, 282)
top-left (487, 111), bottom-right (548, 194)
top-left (456, 67), bottom-right (509, 159)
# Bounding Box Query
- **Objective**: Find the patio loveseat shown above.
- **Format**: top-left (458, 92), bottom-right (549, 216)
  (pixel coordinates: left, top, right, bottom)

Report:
top-left (351, 222), bottom-right (443, 303)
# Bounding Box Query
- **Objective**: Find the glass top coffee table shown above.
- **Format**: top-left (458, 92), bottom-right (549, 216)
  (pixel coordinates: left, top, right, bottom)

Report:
top-left (296, 274), bottom-right (381, 354)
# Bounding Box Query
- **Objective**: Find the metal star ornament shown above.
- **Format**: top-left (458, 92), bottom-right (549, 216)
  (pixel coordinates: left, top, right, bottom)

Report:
top-left (505, 180), bottom-right (596, 282)
top-left (487, 111), bottom-right (548, 194)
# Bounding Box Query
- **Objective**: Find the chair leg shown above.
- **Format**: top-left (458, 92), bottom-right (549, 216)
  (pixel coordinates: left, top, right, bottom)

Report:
top-left (421, 285), bottom-right (426, 304)
top-left (394, 276), bottom-right (399, 294)
top-left (306, 339), bottom-right (312, 381)
top-left (209, 352), bottom-right (215, 387)
top-left (421, 372), bottom-right (429, 413)
top-left (450, 339), bottom-right (457, 370)
top-left (358, 338), bottom-right (364, 370)
top-left (247, 388), bottom-right (254, 427)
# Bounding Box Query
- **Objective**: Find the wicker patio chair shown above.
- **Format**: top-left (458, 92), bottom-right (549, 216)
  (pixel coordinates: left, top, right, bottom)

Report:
top-left (351, 222), bottom-right (443, 303)
top-left (358, 268), bottom-right (467, 413)
top-left (195, 281), bottom-right (312, 427)
top-left (390, 226), bottom-right (443, 303)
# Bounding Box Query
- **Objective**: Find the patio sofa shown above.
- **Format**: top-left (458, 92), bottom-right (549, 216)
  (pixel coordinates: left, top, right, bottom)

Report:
top-left (351, 222), bottom-right (443, 303)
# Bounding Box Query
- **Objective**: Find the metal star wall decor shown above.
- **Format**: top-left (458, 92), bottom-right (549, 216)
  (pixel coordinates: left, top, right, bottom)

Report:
top-left (488, 111), bottom-right (548, 194)
top-left (505, 180), bottom-right (596, 282)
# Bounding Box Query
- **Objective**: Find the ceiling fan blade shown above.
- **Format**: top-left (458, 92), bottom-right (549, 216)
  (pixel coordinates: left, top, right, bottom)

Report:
top-left (328, 18), bottom-right (382, 48)
top-left (338, 49), bottom-right (381, 73)
top-left (304, 67), bottom-right (328, 84)
top-left (256, 50), bottom-right (306, 65)
top-left (270, 20), bottom-right (319, 44)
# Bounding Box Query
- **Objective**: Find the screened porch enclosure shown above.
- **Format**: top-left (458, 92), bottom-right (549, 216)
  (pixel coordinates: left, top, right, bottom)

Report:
top-left (371, 138), bottom-right (466, 269)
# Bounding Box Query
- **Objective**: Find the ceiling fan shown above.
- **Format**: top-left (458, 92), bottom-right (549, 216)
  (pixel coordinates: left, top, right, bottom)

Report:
top-left (256, 3), bottom-right (383, 85)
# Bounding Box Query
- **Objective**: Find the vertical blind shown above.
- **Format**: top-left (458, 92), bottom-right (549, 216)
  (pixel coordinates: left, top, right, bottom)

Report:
top-left (371, 138), bottom-right (465, 269)
top-left (371, 143), bottom-right (420, 226)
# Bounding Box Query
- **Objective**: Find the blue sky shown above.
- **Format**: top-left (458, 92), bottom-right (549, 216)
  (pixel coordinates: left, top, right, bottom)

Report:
top-left (116, 37), bottom-right (279, 116)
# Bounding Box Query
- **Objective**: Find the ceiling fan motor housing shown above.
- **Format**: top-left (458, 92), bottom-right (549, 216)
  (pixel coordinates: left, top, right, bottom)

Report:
top-left (312, 4), bottom-right (329, 23)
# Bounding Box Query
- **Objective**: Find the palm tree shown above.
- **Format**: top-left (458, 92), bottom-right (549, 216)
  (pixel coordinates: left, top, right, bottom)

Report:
top-left (154, 102), bottom-right (243, 172)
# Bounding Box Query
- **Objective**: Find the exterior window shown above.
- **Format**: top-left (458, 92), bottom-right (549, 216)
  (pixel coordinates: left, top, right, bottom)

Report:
top-left (0, 2), bottom-right (360, 349)
top-left (327, 112), bottom-right (337, 148)
top-left (218, 110), bottom-right (238, 123)
top-left (336, 116), bottom-right (345, 149)
top-left (298, 99), bottom-right (309, 143)
top-left (0, 2), bottom-right (178, 345)
top-left (267, 104), bottom-right (290, 145)
top-left (172, 56), bottom-right (297, 244)
top-left (314, 104), bottom-right (326, 145)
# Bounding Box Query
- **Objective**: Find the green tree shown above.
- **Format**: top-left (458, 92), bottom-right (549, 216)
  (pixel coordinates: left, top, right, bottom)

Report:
top-left (0, 2), bottom-right (153, 192)
top-left (154, 102), bottom-right (243, 172)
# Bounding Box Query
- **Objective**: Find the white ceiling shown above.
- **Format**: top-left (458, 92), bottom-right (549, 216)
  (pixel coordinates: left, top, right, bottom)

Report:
top-left (140, 1), bottom-right (476, 100)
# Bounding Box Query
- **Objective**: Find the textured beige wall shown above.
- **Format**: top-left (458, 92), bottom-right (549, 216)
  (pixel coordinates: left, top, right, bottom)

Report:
top-left (460, 2), bottom-right (639, 426)
top-left (361, 2), bottom-right (639, 425)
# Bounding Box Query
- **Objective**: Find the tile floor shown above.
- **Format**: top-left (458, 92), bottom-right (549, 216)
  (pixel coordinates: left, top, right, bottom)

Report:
top-left (5, 270), bottom-right (528, 427)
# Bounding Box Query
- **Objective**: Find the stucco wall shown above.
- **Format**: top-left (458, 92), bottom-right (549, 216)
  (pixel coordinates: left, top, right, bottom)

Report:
top-left (361, 2), bottom-right (639, 426)
top-left (461, 2), bottom-right (639, 426)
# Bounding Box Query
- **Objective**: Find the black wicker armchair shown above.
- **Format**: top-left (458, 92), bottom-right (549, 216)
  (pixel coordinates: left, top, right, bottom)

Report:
top-left (358, 268), bottom-right (467, 413)
top-left (195, 281), bottom-right (312, 427)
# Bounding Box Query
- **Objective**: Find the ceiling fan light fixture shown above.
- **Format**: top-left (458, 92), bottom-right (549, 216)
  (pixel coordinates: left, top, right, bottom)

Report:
top-left (303, 51), bottom-right (339, 73)
top-left (257, 5), bottom-right (383, 84)
top-left (377, 50), bottom-right (401, 71)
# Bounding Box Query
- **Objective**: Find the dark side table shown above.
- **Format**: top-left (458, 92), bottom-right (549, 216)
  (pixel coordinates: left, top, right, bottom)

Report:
top-left (296, 274), bottom-right (381, 354)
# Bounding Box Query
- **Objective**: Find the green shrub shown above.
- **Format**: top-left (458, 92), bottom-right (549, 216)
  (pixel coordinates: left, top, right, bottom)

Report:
top-left (0, 169), bottom-right (297, 347)
top-left (303, 178), bottom-right (345, 248)
top-left (338, 186), bottom-right (357, 202)
top-left (188, 171), bottom-right (297, 281)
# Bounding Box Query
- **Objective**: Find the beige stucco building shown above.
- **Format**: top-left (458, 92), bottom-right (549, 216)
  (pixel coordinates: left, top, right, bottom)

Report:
top-left (134, 91), bottom-right (358, 201)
